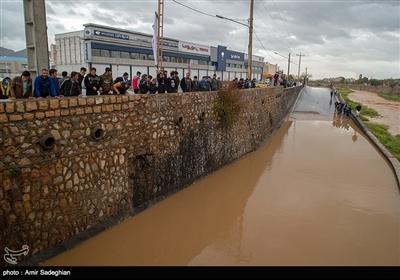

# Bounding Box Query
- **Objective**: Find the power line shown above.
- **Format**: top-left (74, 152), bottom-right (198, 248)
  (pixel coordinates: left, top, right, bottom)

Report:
top-left (252, 3), bottom-right (287, 49)
top-left (172, 0), bottom-right (216, 18)
top-left (253, 29), bottom-right (286, 61)
top-left (271, 0), bottom-right (298, 49)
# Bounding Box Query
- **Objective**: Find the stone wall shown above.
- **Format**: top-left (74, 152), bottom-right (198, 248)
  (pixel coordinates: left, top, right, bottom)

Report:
top-left (0, 86), bottom-right (301, 265)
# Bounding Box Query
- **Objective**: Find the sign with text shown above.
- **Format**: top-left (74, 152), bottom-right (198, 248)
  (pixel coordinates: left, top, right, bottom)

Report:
top-left (179, 41), bottom-right (210, 56)
top-left (226, 50), bottom-right (244, 62)
top-left (93, 30), bottom-right (130, 40)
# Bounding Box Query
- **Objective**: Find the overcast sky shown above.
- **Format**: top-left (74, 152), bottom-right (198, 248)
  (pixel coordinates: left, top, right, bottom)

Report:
top-left (0, 0), bottom-right (399, 80)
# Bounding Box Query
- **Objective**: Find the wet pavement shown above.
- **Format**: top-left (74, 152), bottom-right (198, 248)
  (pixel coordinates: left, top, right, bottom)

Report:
top-left (42, 87), bottom-right (399, 266)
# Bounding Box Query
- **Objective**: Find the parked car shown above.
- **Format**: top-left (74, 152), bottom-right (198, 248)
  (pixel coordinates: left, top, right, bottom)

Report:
top-left (257, 80), bottom-right (269, 88)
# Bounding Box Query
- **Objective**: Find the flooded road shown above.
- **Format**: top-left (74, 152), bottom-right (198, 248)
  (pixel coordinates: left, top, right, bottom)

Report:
top-left (43, 87), bottom-right (399, 266)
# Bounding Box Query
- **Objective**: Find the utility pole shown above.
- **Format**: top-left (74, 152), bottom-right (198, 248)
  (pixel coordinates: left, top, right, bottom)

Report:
top-left (23, 0), bottom-right (50, 78)
top-left (296, 52), bottom-right (305, 81)
top-left (287, 53), bottom-right (290, 81)
top-left (247, 0), bottom-right (254, 80)
top-left (157, 0), bottom-right (164, 71)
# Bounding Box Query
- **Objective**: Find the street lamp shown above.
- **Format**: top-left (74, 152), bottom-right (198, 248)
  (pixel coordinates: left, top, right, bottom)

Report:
top-left (216, 0), bottom-right (254, 80)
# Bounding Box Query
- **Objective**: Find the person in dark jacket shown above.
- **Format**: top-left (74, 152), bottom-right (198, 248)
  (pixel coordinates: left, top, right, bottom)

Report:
top-left (157, 72), bottom-right (167, 93)
top-left (49, 68), bottom-right (60, 96)
top-left (139, 75), bottom-right (152, 94)
top-left (166, 71), bottom-right (178, 93)
top-left (60, 71), bottom-right (82, 97)
top-left (33, 69), bottom-right (58, 98)
top-left (114, 72), bottom-right (129, 84)
top-left (84, 67), bottom-right (101, 96)
top-left (192, 76), bottom-right (200, 92)
top-left (180, 73), bottom-right (193, 92)
top-left (78, 67), bottom-right (86, 91)
top-left (10, 71), bottom-right (33, 99)
top-left (150, 78), bottom-right (158, 94)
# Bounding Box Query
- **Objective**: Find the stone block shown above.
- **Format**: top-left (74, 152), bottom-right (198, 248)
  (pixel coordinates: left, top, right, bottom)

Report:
top-left (9, 115), bottom-right (23, 121)
top-left (93, 106), bottom-right (102, 113)
top-left (23, 113), bottom-right (35, 120)
top-left (59, 99), bottom-right (69, 108)
top-left (78, 98), bottom-right (87, 106)
top-left (35, 112), bottom-right (45, 119)
top-left (0, 114), bottom-right (8, 123)
top-left (60, 109), bottom-right (69, 116)
top-left (69, 99), bottom-right (78, 107)
top-left (49, 99), bottom-right (59, 109)
top-left (45, 111), bottom-right (55, 117)
top-left (16, 101), bottom-right (25, 112)
top-left (76, 108), bottom-right (84, 115)
top-left (5, 102), bottom-right (15, 113)
top-left (38, 100), bottom-right (49, 110)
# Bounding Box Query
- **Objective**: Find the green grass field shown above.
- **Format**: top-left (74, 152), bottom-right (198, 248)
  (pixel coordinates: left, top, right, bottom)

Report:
top-left (378, 93), bottom-right (400, 102)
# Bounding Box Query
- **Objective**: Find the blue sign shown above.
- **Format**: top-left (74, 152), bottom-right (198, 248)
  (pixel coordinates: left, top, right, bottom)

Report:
top-left (217, 45), bottom-right (227, 71)
top-left (93, 30), bottom-right (130, 40)
top-left (226, 50), bottom-right (244, 62)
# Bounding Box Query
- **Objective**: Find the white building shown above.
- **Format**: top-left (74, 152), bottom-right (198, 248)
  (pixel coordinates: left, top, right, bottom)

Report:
top-left (52, 23), bottom-right (265, 81)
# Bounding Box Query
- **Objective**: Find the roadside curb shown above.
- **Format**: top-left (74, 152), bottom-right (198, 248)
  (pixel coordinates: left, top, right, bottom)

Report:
top-left (336, 92), bottom-right (400, 191)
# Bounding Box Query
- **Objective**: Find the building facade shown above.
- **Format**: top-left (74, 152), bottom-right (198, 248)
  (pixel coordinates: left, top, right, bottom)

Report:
top-left (0, 56), bottom-right (28, 79)
top-left (52, 23), bottom-right (265, 81)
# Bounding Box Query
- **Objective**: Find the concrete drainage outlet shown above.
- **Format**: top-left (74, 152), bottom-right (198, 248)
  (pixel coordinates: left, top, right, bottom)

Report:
top-left (39, 134), bottom-right (56, 150)
top-left (91, 126), bottom-right (105, 140)
top-left (174, 115), bottom-right (183, 126)
top-left (199, 112), bottom-right (206, 120)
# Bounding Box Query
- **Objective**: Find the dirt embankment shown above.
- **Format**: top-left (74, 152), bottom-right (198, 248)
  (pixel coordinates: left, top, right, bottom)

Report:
top-left (347, 90), bottom-right (400, 136)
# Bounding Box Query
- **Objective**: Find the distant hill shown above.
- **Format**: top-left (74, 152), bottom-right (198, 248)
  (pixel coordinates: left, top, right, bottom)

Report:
top-left (0, 47), bottom-right (27, 58)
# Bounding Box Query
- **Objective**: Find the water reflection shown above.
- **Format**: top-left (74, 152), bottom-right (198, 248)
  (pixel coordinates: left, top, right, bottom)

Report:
top-left (43, 119), bottom-right (399, 266)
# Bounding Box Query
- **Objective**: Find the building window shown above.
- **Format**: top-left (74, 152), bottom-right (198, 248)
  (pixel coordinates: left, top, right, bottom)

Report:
top-left (190, 59), bottom-right (198, 65)
top-left (121, 52), bottom-right (130, 59)
top-left (92, 49), bottom-right (101, 57)
top-left (130, 52), bottom-right (140, 59)
top-left (163, 56), bottom-right (170, 62)
top-left (140, 54), bottom-right (146, 60)
top-left (100, 50), bottom-right (110, 57)
top-left (170, 57), bottom-right (176, 63)
top-left (177, 57), bottom-right (183, 63)
top-left (148, 54), bottom-right (154, 61)
top-left (110, 51), bottom-right (120, 58)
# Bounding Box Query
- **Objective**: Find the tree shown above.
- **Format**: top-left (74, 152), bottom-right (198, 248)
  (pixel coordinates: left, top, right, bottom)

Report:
top-left (300, 72), bottom-right (312, 84)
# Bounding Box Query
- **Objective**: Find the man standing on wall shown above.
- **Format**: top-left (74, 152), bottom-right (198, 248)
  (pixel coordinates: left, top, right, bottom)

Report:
top-left (33, 69), bottom-right (59, 99)
top-left (132, 71), bottom-right (141, 94)
top-left (99, 67), bottom-right (113, 95)
top-left (10, 70), bottom-right (33, 99)
top-left (273, 72), bottom-right (279, 86)
top-left (84, 67), bottom-right (101, 96)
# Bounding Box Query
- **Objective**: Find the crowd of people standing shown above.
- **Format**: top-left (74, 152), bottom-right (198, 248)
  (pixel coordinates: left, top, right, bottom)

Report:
top-left (0, 66), bottom-right (297, 100)
top-left (0, 66), bottom-right (229, 100)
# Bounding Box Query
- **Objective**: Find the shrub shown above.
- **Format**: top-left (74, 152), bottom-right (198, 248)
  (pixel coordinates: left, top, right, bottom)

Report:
top-left (213, 82), bottom-right (243, 130)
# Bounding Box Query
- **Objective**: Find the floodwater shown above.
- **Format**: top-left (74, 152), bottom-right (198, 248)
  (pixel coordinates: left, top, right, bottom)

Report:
top-left (43, 87), bottom-right (399, 266)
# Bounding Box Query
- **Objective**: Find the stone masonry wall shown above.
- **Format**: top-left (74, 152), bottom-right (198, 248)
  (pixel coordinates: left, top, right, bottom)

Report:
top-left (0, 86), bottom-right (301, 265)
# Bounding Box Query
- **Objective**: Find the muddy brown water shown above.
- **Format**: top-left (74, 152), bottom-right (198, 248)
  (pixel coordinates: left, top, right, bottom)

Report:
top-left (42, 111), bottom-right (399, 266)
